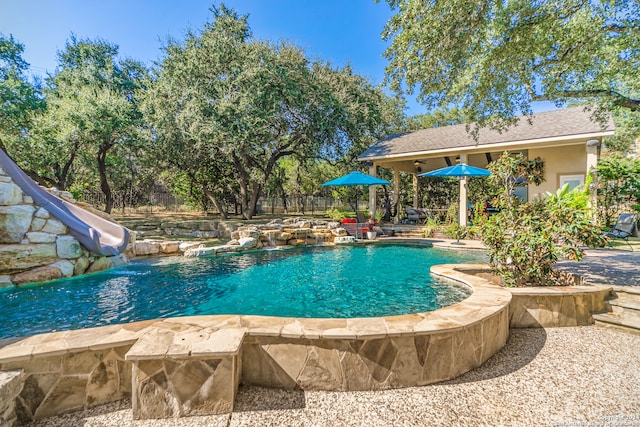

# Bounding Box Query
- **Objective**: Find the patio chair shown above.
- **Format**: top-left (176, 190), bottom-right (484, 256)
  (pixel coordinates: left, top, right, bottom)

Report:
top-left (604, 213), bottom-right (638, 251)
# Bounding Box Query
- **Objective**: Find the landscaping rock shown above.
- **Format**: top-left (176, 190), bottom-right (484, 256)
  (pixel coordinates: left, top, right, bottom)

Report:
top-left (0, 182), bottom-right (23, 205)
top-left (56, 236), bottom-right (82, 259)
top-left (134, 241), bottom-right (160, 256)
top-left (0, 205), bottom-right (36, 243)
top-left (74, 256), bottom-right (90, 276)
top-left (86, 257), bottom-right (113, 273)
top-left (238, 237), bottom-right (257, 249)
top-left (179, 242), bottom-right (202, 253)
top-left (159, 241), bottom-right (181, 254)
top-left (12, 265), bottom-right (62, 284)
top-left (0, 243), bottom-right (57, 272)
top-left (25, 232), bottom-right (57, 243)
top-left (50, 260), bottom-right (75, 277)
top-left (184, 246), bottom-right (217, 257)
top-left (41, 218), bottom-right (67, 235)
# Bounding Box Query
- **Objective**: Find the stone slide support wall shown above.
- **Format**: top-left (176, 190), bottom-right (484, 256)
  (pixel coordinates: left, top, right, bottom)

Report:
top-left (0, 167), bottom-right (126, 286)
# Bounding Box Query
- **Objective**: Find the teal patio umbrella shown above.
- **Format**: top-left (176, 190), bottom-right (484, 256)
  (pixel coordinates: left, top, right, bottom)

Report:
top-left (322, 171), bottom-right (391, 237)
top-left (419, 163), bottom-right (491, 237)
top-left (418, 163), bottom-right (491, 178)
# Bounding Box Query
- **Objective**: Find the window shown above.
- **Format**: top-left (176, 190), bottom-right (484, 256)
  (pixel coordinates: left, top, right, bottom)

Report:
top-left (559, 174), bottom-right (584, 191)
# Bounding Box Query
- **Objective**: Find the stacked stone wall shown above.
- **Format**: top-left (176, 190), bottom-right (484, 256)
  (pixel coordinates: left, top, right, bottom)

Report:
top-left (0, 167), bottom-right (126, 287)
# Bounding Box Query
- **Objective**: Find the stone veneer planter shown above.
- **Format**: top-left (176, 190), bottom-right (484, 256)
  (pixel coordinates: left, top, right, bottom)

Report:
top-left (0, 262), bottom-right (613, 422)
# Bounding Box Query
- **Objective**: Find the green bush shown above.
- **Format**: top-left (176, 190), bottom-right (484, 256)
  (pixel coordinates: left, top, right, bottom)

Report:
top-left (326, 208), bottom-right (349, 221)
top-left (480, 153), bottom-right (605, 287)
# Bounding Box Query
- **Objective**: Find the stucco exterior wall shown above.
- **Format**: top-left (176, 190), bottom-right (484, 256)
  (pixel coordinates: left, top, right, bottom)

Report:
top-left (527, 143), bottom-right (588, 200)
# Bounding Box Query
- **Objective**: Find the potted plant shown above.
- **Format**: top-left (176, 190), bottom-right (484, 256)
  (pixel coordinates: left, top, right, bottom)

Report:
top-left (366, 216), bottom-right (377, 239)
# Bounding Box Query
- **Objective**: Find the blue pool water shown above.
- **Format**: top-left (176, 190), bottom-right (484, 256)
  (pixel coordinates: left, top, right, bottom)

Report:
top-left (0, 245), bottom-right (486, 339)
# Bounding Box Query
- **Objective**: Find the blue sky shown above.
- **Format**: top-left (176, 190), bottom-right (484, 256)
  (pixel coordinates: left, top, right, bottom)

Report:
top-left (1, 0), bottom-right (556, 116)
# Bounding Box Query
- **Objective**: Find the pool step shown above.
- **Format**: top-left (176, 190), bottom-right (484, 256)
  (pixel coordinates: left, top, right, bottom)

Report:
top-left (593, 286), bottom-right (640, 335)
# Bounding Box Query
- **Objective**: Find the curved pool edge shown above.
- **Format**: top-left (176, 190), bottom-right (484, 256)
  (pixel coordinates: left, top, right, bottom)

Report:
top-left (0, 264), bottom-right (512, 420)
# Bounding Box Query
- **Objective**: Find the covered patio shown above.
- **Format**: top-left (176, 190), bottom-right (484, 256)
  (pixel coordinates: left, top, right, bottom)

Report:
top-left (358, 107), bottom-right (615, 225)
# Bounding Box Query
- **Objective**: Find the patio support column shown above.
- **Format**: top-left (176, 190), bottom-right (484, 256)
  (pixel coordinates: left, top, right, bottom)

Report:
top-left (393, 168), bottom-right (400, 224)
top-left (586, 139), bottom-right (599, 214)
top-left (412, 174), bottom-right (419, 208)
top-left (459, 154), bottom-right (468, 227)
top-left (369, 163), bottom-right (377, 217)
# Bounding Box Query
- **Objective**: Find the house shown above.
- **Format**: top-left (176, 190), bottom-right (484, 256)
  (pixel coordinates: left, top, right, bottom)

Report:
top-left (358, 107), bottom-right (615, 225)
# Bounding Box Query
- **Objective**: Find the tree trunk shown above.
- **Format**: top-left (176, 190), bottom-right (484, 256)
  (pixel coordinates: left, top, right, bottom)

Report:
top-left (202, 187), bottom-right (227, 219)
top-left (97, 145), bottom-right (113, 214)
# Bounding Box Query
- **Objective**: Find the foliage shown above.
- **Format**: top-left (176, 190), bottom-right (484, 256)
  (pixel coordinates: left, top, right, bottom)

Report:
top-left (445, 202), bottom-right (458, 225)
top-left (326, 208), bottom-right (349, 221)
top-left (144, 5), bottom-right (400, 219)
top-left (603, 108), bottom-right (640, 153)
top-left (0, 33), bottom-right (43, 157)
top-left (382, 0), bottom-right (640, 133)
top-left (20, 36), bottom-right (147, 213)
top-left (595, 155), bottom-right (640, 225)
top-left (481, 154), bottom-right (604, 286)
top-left (468, 201), bottom-right (489, 239)
top-left (422, 217), bottom-right (437, 237)
top-left (406, 107), bottom-right (467, 131)
top-left (445, 223), bottom-right (467, 240)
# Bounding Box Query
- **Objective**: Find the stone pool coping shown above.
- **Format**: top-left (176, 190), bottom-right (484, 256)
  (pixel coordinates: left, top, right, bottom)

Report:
top-left (0, 262), bottom-right (613, 421)
top-left (0, 264), bottom-right (511, 363)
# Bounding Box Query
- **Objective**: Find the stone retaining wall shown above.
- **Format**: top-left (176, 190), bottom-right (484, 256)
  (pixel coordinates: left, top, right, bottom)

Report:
top-left (450, 265), bottom-right (612, 327)
top-left (0, 261), bottom-right (614, 421)
top-left (0, 167), bottom-right (127, 287)
top-left (0, 370), bottom-right (23, 427)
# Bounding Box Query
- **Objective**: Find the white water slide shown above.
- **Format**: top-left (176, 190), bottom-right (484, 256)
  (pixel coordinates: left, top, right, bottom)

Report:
top-left (0, 149), bottom-right (129, 256)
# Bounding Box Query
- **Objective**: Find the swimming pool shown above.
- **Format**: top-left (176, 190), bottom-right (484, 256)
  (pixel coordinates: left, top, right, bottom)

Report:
top-left (0, 244), bottom-right (486, 339)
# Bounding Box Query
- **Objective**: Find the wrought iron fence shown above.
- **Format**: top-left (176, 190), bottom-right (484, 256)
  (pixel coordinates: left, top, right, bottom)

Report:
top-left (78, 190), bottom-right (364, 216)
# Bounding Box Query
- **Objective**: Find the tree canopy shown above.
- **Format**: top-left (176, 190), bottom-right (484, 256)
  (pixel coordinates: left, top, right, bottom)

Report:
top-left (382, 0), bottom-right (640, 130)
top-left (145, 5), bottom-right (401, 219)
top-left (0, 34), bottom-right (42, 153)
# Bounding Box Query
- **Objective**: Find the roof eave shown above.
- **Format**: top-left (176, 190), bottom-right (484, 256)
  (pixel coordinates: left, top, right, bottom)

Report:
top-left (358, 129), bottom-right (616, 162)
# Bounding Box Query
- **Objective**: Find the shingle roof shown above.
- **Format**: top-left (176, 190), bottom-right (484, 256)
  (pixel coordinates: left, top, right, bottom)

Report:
top-left (359, 107), bottom-right (615, 161)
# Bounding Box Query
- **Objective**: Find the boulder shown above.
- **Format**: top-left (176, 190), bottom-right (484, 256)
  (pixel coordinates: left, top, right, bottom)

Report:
top-left (239, 229), bottom-right (261, 239)
top-left (287, 239), bottom-right (306, 246)
top-left (184, 246), bottom-right (217, 257)
top-left (159, 241), bottom-right (181, 254)
top-left (276, 232), bottom-right (292, 241)
top-left (50, 260), bottom-right (74, 277)
top-left (25, 231), bottom-right (57, 243)
top-left (134, 241), bottom-right (161, 256)
top-left (0, 182), bottom-right (23, 205)
top-left (56, 235), bottom-right (82, 259)
top-left (86, 257), bottom-right (113, 273)
top-left (192, 230), bottom-right (219, 238)
top-left (238, 237), bottom-right (257, 249)
top-left (179, 242), bottom-right (203, 253)
top-left (73, 256), bottom-right (90, 276)
top-left (12, 265), bottom-right (62, 285)
top-left (30, 217), bottom-right (46, 231)
top-left (0, 243), bottom-right (57, 272)
top-left (0, 205), bottom-right (36, 243)
top-left (34, 207), bottom-right (50, 219)
top-left (0, 275), bottom-right (13, 288)
top-left (42, 218), bottom-right (67, 235)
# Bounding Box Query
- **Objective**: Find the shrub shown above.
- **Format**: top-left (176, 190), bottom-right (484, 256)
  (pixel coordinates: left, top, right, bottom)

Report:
top-left (480, 153), bottom-right (605, 287)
